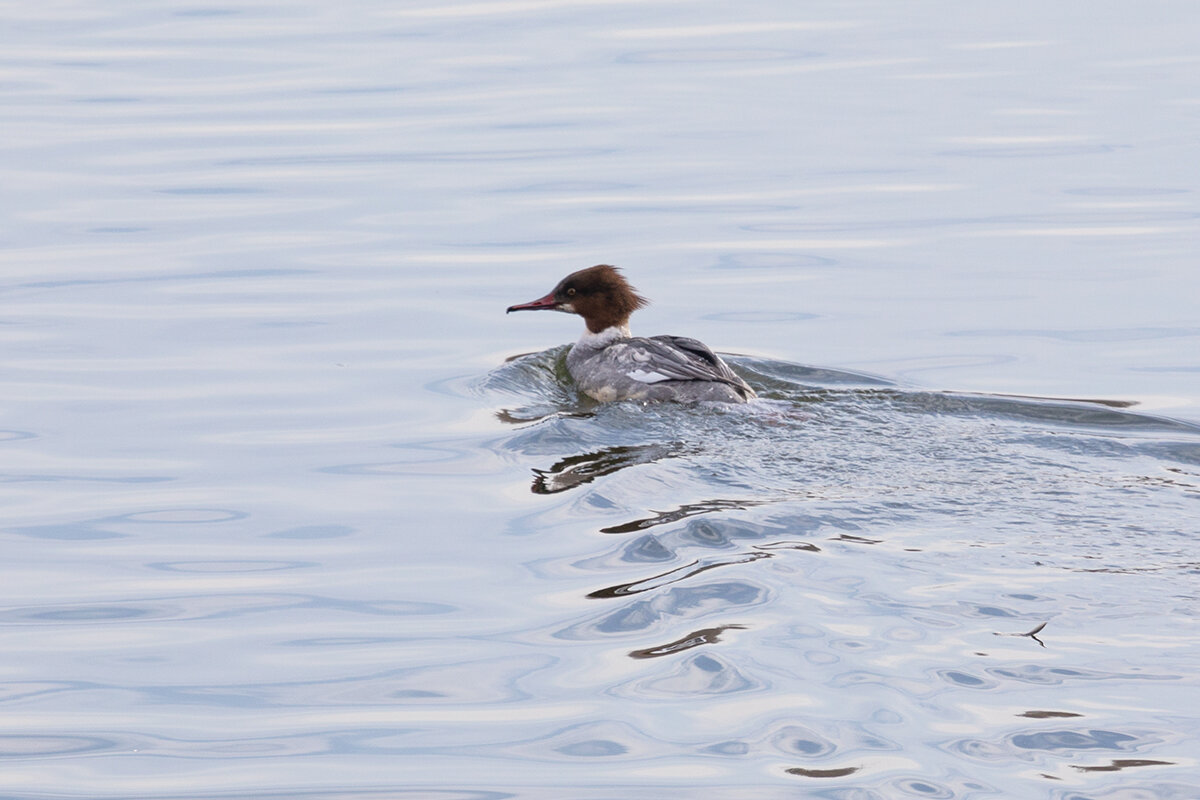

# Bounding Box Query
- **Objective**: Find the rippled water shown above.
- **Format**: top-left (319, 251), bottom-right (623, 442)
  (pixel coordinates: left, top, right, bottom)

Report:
top-left (4, 1), bottom-right (1200, 798)
top-left (468, 352), bottom-right (1200, 797)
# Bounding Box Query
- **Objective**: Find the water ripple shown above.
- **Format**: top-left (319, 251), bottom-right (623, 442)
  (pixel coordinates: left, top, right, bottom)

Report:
top-left (0, 734), bottom-right (118, 757)
top-left (0, 594), bottom-right (455, 626)
top-left (221, 147), bottom-right (616, 166)
top-left (556, 581), bottom-right (768, 640)
top-left (8, 3), bottom-right (1200, 795)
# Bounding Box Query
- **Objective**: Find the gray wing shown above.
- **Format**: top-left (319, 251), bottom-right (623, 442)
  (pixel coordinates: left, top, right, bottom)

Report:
top-left (614, 335), bottom-right (751, 391)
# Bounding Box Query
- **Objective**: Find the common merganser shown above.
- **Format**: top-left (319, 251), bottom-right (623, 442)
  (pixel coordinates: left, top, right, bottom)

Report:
top-left (506, 265), bottom-right (756, 404)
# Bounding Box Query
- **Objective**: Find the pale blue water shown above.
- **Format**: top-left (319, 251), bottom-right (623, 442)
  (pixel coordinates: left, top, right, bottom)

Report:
top-left (3, 1), bottom-right (1200, 798)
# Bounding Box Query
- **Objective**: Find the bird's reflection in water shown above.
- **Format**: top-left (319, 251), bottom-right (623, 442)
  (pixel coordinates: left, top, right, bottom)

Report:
top-left (531, 442), bottom-right (687, 495)
top-left (588, 552), bottom-right (773, 599)
top-left (628, 624), bottom-right (746, 659)
top-left (494, 406), bottom-right (594, 426)
top-left (600, 498), bottom-right (768, 534)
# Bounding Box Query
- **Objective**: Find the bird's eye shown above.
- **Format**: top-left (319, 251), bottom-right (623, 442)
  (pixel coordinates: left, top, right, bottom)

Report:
top-left (566, 287), bottom-right (576, 296)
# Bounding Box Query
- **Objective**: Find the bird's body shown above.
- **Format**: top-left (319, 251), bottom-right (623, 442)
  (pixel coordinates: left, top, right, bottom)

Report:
top-left (507, 265), bottom-right (756, 404)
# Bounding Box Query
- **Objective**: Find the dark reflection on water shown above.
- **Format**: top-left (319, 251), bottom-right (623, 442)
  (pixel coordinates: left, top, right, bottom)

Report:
top-left (784, 765), bottom-right (859, 778)
top-left (588, 552), bottom-right (771, 598)
top-left (1072, 758), bottom-right (1174, 772)
top-left (600, 498), bottom-right (767, 533)
top-left (532, 443), bottom-right (687, 494)
top-left (628, 624), bottom-right (747, 659)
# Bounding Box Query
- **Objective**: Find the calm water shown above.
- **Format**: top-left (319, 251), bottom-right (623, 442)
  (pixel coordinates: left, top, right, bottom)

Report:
top-left (4, 1), bottom-right (1200, 797)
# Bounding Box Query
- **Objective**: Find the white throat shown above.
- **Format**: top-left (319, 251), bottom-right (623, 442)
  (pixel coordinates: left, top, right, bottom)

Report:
top-left (577, 324), bottom-right (630, 348)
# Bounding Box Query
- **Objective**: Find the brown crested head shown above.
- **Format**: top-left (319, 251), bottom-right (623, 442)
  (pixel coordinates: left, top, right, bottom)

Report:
top-left (507, 264), bottom-right (648, 333)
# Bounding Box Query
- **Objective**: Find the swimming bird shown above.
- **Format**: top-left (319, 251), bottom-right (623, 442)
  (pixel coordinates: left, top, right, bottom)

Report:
top-left (507, 265), bottom-right (756, 403)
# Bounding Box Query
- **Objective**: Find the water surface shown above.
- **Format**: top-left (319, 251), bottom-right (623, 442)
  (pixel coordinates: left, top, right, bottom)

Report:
top-left (3, 0), bottom-right (1199, 797)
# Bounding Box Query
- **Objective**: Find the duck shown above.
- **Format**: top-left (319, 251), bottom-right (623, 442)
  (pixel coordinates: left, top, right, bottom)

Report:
top-left (507, 265), bottom-right (756, 403)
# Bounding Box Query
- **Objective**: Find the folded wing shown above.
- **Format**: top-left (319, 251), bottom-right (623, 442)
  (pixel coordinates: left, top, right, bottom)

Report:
top-left (613, 335), bottom-right (753, 397)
